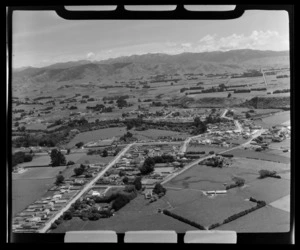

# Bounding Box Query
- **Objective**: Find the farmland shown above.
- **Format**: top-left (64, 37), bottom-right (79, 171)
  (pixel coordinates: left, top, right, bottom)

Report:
top-left (11, 46), bottom-right (291, 234)
top-left (216, 206), bottom-right (290, 232)
top-left (12, 178), bottom-right (57, 216)
top-left (51, 194), bottom-right (198, 233)
top-left (225, 148), bottom-right (290, 164)
top-left (66, 127), bottom-right (127, 148)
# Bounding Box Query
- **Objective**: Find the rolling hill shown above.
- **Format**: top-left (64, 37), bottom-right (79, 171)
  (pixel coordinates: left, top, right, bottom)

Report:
top-left (13, 49), bottom-right (289, 86)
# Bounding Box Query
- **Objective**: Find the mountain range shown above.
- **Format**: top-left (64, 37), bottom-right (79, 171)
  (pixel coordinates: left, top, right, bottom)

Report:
top-left (13, 49), bottom-right (289, 85)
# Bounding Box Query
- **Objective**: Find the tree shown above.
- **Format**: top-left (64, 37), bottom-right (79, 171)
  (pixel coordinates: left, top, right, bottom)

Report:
top-left (67, 161), bottom-right (75, 166)
top-left (112, 194), bottom-right (130, 211)
top-left (19, 126), bottom-right (26, 132)
top-left (62, 211), bottom-right (73, 220)
top-left (74, 165), bottom-right (86, 176)
top-left (259, 170), bottom-right (277, 179)
top-left (126, 131), bottom-right (133, 138)
top-left (124, 184), bottom-right (136, 193)
top-left (245, 112), bottom-right (251, 119)
top-left (75, 142), bottom-right (84, 148)
top-left (50, 149), bottom-right (66, 167)
top-left (102, 149), bottom-right (108, 157)
top-left (122, 176), bottom-right (129, 184)
top-left (15, 121), bottom-right (19, 127)
top-left (119, 170), bottom-right (126, 177)
top-left (133, 176), bottom-right (142, 191)
top-left (116, 98), bottom-right (127, 108)
top-left (153, 183), bottom-right (166, 195)
top-left (227, 93), bottom-right (231, 98)
top-left (126, 123), bottom-right (134, 130)
top-left (67, 149), bottom-right (71, 155)
top-left (55, 174), bottom-right (65, 185)
top-left (140, 157), bottom-right (155, 175)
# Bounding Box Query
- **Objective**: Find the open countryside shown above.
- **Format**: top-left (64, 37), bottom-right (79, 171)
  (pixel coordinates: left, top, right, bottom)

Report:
top-left (11, 14), bottom-right (292, 235)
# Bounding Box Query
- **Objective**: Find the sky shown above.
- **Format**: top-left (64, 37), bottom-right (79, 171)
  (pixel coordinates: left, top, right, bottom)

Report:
top-left (12, 9), bottom-right (290, 68)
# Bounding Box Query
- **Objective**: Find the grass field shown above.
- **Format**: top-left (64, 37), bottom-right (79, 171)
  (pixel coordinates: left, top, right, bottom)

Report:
top-left (12, 178), bottom-right (56, 216)
top-left (225, 148), bottom-right (290, 164)
top-left (163, 189), bottom-right (255, 227)
top-left (253, 111), bottom-right (290, 128)
top-left (17, 155), bottom-right (51, 168)
top-left (132, 129), bottom-right (189, 140)
top-left (67, 127), bottom-right (127, 148)
top-left (76, 155), bottom-right (114, 165)
top-left (186, 145), bottom-right (229, 154)
top-left (12, 166), bottom-right (66, 180)
top-left (51, 194), bottom-right (198, 233)
top-left (216, 206), bottom-right (290, 232)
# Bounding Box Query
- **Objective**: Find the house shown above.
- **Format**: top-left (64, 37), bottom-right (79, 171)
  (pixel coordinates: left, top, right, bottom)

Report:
top-left (53, 194), bottom-right (62, 199)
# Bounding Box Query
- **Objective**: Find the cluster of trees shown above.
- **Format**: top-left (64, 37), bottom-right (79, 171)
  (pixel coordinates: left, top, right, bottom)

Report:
top-left (186, 151), bottom-right (206, 155)
top-left (12, 131), bottom-right (68, 148)
top-left (116, 97), bottom-right (128, 108)
top-left (47, 119), bottom-right (63, 129)
top-left (55, 174), bottom-right (65, 185)
top-left (276, 75), bottom-right (289, 78)
top-left (73, 164), bottom-right (88, 176)
top-left (163, 210), bottom-right (206, 230)
top-left (50, 149), bottom-right (66, 167)
top-left (67, 117), bottom-right (88, 127)
top-left (86, 104), bottom-right (113, 112)
top-left (225, 176), bottom-right (245, 190)
top-left (273, 89), bottom-right (290, 94)
top-left (12, 151), bottom-right (33, 167)
top-left (192, 117), bottom-right (207, 135)
top-left (251, 88), bottom-right (267, 91)
top-left (234, 89), bottom-right (251, 93)
top-left (202, 156), bottom-right (226, 168)
top-left (124, 118), bottom-right (143, 130)
top-left (119, 131), bottom-right (134, 142)
top-left (103, 95), bottom-right (129, 101)
top-left (139, 154), bottom-right (175, 175)
top-left (152, 183), bottom-right (166, 196)
top-left (68, 106), bottom-right (78, 110)
top-left (75, 142), bottom-right (84, 148)
top-left (258, 169), bottom-right (281, 179)
top-left (201, 87), bottom-right (226, 93)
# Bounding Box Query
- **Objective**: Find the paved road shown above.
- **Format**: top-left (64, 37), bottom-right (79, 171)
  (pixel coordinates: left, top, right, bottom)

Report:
top-left (39, 143), bottom-right (133, 233)
top-left (161, 128), bottom-right (266, 185)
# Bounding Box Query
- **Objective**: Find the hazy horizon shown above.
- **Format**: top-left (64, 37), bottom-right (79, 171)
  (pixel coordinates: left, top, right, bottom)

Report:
top-left (13, 10), bottom-right (289, 69)
top-left (13, 48), bottom-right (290, 70)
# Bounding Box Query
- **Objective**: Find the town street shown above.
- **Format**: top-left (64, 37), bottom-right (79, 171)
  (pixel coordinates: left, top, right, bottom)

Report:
top-left (39, 143), bottom-right (133, 233)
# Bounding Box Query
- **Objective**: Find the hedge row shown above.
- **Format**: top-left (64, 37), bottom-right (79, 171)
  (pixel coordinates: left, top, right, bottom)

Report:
top-left (163, 210), bottom-right (206, 230)
top-left (208, 200), bottom-right (266, 230)
top-left (223, 202), bottom-right (266, 225)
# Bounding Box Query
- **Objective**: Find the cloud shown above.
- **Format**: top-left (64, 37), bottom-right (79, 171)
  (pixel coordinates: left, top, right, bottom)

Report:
top-left (181, 43), bottom-right (192, 48)
top-left (195, 30), bottom-right (286, 52)
top-left (86, 52), bottom-right (96, 60)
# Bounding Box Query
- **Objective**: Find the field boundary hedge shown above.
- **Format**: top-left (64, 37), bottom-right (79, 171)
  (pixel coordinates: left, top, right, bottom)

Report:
top-left (208, 200), bottom-right (266, 230)
top-left (162, 209), bottom-right (206, 230)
